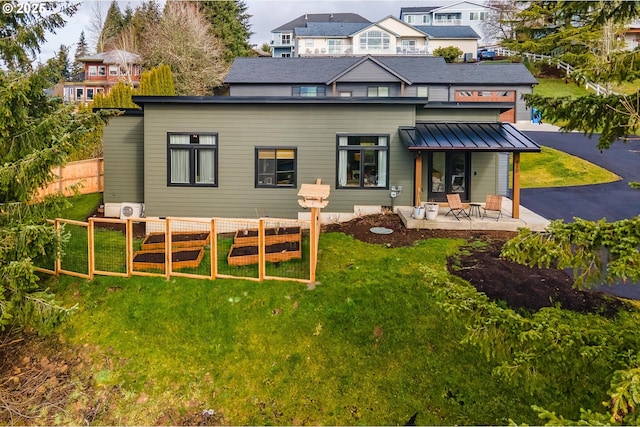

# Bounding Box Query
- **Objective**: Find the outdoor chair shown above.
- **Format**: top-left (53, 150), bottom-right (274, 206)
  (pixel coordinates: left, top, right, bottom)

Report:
top-left (482, 194), bottom-right (503, 221)
top-left (445, 193), bottom-right (470, 221)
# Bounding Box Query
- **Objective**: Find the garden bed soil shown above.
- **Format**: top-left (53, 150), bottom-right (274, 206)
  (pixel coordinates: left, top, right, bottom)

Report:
top-left (227, 241), bottom-right (301, 266)
top-left (133, 248), bottom-right (205, 271)
top-left (141, 231), bottom-right (211, 250)
top-left (234, 226), bottom-right (302, 246)
top-left (322, 213), bottom-right (629, 316)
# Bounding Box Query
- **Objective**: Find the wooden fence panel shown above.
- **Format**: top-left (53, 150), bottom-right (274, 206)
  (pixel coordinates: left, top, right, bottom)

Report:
top-left (36, 158), bottom-right (104, 198)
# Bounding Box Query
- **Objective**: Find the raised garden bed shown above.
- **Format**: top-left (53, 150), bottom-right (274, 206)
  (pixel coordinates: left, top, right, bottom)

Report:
top-left (141, 231), bottom-right (211, 250)
top-left (233, 226), bottom-right (301, 247)
top-left (227, 241), bottom-right (301, 266)
top-left (133, 247), bottom-right (205, 271)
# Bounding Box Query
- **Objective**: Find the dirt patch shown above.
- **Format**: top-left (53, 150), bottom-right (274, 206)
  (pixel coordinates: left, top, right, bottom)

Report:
top-left (323, 214), bottom-right (628, 316)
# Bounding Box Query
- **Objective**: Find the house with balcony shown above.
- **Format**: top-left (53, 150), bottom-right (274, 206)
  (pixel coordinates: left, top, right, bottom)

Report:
top-left (400, 2), bottom-right (498, 46)
top-left (271, 13), bottom-right (370, 57)
top-left (272, 13), bottom-right (478, 59)
top-left (62, 49), bottom-right (142, 103)
top-left (98, 55), bottom-right (539, 223)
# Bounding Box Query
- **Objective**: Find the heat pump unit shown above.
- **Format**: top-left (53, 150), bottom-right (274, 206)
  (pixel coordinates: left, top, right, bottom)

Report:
top-left (120, 202), bottom-right (144, 219)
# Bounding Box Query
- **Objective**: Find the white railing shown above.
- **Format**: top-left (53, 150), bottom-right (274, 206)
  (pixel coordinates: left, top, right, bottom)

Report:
top-left (493, 47), bottom-right (617, 96)
top-left (433, 18), bottom-right (462, 25)
top-left (299, 46), bottom-right (430, 56)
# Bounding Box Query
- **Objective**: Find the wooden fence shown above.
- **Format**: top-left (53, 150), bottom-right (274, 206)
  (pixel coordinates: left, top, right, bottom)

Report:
top-left (35, 216), bottom-right (320, 284)
top-left (36, 158), bottom-right (104, 199)
top-left (493, 47), bottom-right (617, 96)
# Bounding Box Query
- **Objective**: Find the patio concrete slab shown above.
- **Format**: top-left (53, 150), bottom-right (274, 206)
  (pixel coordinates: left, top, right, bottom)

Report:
top-left (397, 197), bottom-right (550, 232)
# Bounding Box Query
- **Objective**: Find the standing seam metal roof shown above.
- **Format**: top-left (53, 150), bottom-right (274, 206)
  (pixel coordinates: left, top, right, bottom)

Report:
top-left (398, 123), bottom-right (541, 152)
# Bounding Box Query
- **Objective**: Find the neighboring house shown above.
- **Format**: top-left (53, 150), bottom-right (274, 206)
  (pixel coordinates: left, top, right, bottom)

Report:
top-left (225, 55), bottom-right (535, 123)
top-left (622, 19), bottom-right (640, 50)
top-left (101, 56), bottom-right (540, 221)
top-left (272, 13), bottom-right (478, 58)
top-left (400, 1), bottom-right (498, 46)
top-left (414, 25), bottom-right (480, 60)
top-left (271, 13), bottom-right (370, 57)
top-left (62, 49), bottom-right (142, 103)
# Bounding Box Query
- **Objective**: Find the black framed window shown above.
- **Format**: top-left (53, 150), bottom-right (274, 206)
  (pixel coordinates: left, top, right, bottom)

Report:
top-left (167, 133), bottom-right (218, 187)
top-left (292, 86), bottom-right (326, 97)
top-left (256, 148), bottom-right (296, 188)
top-left (336, 135), bottom-right (389, 189)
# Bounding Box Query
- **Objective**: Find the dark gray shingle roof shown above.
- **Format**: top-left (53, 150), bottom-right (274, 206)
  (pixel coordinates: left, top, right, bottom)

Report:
top-left (272, 13), bottom-right (370, 32)
top-left (400, 7), bottom-right (439, 14)
top-left (294, 22), bottom-right (370, 37)
top-left (414, 25), bottom-right (480, 39)
top-left (225, 56), bottom-right (538, 85)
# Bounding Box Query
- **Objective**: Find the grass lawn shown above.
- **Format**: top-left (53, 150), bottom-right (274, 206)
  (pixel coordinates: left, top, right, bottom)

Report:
top-left (518, 146), bottom-right (620, 188)
top-left (533, 78), bottom-right (591, 98)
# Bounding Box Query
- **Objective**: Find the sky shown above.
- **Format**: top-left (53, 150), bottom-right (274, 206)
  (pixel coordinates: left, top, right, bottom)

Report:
top-left (38, 0), bottom-right (440, 60)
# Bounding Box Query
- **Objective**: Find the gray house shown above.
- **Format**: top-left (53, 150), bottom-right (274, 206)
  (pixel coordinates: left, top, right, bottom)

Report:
top-left (102, 57), bottom-right (540, 221)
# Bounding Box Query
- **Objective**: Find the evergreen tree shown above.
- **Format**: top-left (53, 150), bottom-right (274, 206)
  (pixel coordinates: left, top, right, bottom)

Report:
top-left (129, 0), bottom-right (162, 48)
top-left (72, 31), bottom-right (89, 78)
top-left (198, 0), bottom-right (253, 62)
top-left (53, 44), bottom-right (71, 80)
top-left (98, 0), bottom-right (125, 52)
top-left (1, 8), bottom-right (114, 333)
top-left (123, 4), bottom-right (134, 26)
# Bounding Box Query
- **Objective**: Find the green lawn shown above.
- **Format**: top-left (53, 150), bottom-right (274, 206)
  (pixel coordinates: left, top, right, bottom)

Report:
top-left (50, 231), bottom-right (640, 425)
top-left (519, 146), bottom-right (620, 188)
top-left (533, 78), bottom-right (591, 98)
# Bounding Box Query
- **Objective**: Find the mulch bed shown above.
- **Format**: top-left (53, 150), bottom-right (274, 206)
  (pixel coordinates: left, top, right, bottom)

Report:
top-left (323, 213), bottom-right (629, 316)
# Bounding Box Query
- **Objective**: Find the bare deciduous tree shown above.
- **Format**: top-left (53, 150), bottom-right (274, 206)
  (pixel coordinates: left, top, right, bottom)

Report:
top-left (482, 0), bottom-right (523, 44)
top-left (140, 1), bottom-right (228, 95)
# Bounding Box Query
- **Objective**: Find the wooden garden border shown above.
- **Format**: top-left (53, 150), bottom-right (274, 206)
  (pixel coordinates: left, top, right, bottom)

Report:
top-left (40, 215), bottom-right (320, 284)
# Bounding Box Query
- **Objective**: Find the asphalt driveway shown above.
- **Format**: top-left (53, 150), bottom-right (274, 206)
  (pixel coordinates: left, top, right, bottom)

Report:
top-left (520, 130), bottom-right (640, 222)
top-left (518, 129), bottom-right (640, 298)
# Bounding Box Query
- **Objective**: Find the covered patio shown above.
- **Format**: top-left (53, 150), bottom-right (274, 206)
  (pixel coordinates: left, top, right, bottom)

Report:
top-left (398, 122), bottom-right (541, 219)
top-left (396, 197), bottom-right (550, 232)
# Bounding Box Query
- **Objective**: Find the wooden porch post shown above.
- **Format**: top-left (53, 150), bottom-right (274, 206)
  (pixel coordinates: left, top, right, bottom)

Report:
top-left (332, 82), bottom-right (337, 96)
top-left (414, 153), bottom-right (422, 206)
top-left (512, 152), bottom-right (521, 219)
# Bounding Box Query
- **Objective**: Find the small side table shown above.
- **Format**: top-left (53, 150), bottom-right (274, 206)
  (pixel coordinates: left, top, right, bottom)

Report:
top-left (469, 203), bottom-right (482, 218)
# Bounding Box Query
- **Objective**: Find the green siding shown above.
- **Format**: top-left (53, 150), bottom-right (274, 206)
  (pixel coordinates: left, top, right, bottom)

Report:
top-left (103, 115), bottom-right (144, 203)
top-left (416, 109), bottom-right (499, 122)
top-left (469, 153), bottom-right (499, 202)
top-left (142, 104), bottom-right (416, 218)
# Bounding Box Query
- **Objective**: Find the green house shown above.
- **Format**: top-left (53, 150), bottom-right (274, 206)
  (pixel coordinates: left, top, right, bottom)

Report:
top-left (102, 56), bottom-right (540, 220)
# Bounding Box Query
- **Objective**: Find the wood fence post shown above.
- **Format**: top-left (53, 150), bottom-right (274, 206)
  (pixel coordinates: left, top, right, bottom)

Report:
top-left (258, 218), bottom-right (265, 281)
top-left (165, 218), bottom-right (172, 280)
top-left (126, 219), bottom-right (132, 277)
top-left (210, 219), bottom-right (217, 281)
top-left (55, 219), bottom-right (61, 276)
top-left (88, 219), bottom-right (94, 280)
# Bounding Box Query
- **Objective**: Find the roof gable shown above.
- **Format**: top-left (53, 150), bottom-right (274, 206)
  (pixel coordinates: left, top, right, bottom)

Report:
top-left (328, 56), bottom-right (412, 84)
top-left (375, 16), bottom-right (428, 37)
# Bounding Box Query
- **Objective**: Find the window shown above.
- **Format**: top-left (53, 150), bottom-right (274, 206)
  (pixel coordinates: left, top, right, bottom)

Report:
top-left (337, 135), bottom-right (389, 189)
top-left (75, 88), bottom-right (84, 101)
top-left (457, 90), bottom-right (474, 97)
top-left (402, 39), bottom-right (417, 53)
top-left (327, 39), bottom-right (343, 54)
top-left (255, 148), bottom-right (296, 188)
top-left (88, 66), bottom-right (97, 76)
top-left (86, 88), bottom-right (95, 101)
top-left (281, 33), bottom-right (291, 45)
top-left (281, 53), bottom-right (291, 58)
top-left (422, 15), bottom-right (430, 24)
top-left (292, 86), bottom-right (326, 97)
top-left (405, 15), bottom-right (414, 24)
top-left (367, 86), bottom-right (389, 97)
top-left (470, 11), bottom-right (488, 20)
top-left (417, 86), bottom-right (429, 98)
top-left (167, 133), bottom-right (217, 186)
top-left (98, 66), bottom-right (106, 76)
top-left (359, 30), bottom-right (390, 51)
top-left (109, 65), bottom-right (118, 76)
top-left (339, 91), bottom-right (352, 97)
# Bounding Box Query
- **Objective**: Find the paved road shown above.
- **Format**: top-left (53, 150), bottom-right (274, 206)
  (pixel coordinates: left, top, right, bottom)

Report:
top-left (518, 129), bottom-right (640, 298)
